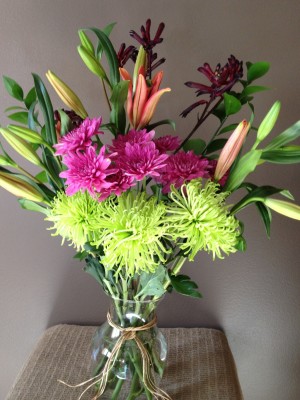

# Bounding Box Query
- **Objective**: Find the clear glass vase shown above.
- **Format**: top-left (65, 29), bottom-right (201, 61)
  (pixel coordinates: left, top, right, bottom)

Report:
top-left (90, 296), bottom-right (168, 400)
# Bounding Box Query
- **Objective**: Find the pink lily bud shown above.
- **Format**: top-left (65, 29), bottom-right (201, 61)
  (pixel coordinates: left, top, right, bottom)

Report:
top-left (214, 120), bottom-right (250, 181)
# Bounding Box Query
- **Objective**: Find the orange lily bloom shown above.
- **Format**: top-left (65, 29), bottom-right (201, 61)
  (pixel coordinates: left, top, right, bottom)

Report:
top-left (120, 67), bottom-right (171, 130)
top-left (214, 120), bottom-right (250, 181)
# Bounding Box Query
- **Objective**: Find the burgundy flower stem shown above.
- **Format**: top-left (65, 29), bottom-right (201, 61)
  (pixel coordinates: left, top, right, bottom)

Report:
top-left (175, 97), bottom-right (223, 154)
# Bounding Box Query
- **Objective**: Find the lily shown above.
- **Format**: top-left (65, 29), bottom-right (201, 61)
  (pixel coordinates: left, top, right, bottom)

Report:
top-left (0, 171), bottom-right (45, 202)
top-left (46, 70), bottom-right (88, 119)
top-left (264, 198), bottom-right (300, 220)
top-left (214, 120), bottom-right (250, 181)
top-left (120, 66), bottom-right (170, 130)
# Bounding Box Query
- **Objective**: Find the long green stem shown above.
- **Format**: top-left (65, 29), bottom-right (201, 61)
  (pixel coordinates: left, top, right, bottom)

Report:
top-left (111, 377), bottom-right (125, 399)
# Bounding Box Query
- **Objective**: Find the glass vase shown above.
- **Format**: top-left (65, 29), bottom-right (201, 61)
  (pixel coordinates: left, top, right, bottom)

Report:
top-left (90, 296), bottom-right (168, 400)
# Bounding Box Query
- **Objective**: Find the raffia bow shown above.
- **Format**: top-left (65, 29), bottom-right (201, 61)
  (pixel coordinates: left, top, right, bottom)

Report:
top-left (59, 311), bottom-right (172, 400)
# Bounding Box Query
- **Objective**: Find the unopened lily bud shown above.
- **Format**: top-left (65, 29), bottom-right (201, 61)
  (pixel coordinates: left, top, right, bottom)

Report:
top-left (264, 198), bottom-right (300, 220)
top-left (78, 30), bottom-right (94, 55)
top-left (0, 171), bottom-right (45, 202)
top-left (133, 46), bottom-right (147, 93)
top-left (7, 124), bottom-right (51, 149)
top-left (77, 45), bottom-right (107, 79)
top-left (0, 128), bottom-right (43, 167)
top-left (46, 70), bottom-right (88, 119)
top-left (215, 120), bottom-right (251, 181)
top-left (255, 101), bottom-right (281, 147)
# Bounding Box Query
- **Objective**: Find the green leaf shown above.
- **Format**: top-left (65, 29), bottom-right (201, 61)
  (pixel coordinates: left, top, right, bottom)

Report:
top-left (182, 138), bottom-right (206, 155)
top-left (231, 184), bottom-right (284, 214)
top-left (18, 199), bottom-right (48, 214)
top-left (261, 146), bottom-right (300, 164)
top-left (28, 100), bottom-right (38, 131)
top-left (224, 93), bottom-right (242, 116)
top-left (57, 109), bottom-right (73, 136)
top-left (136, 265), bottom-right (167, 298)
top-left (212, 101), bottom-right (226, 121)
top-left (3, 76), bottom-right (24, 101)
top-left (87, 27), bottom-right (120, 86)
top-left (96, 22), bottom-right (117, 59)
top-left (7, 111), bottom-right (28, 124)
top-left (32, 74), bottom-right (57, 146)
top-left (242, 85), bottom-right (270, 97)
top-left (147, 119), bottom-right (176, 131)
top-left (218, 123), bottom-right (238, 135)
top-left (84, 256), bottom-right (105, 286)
top-left (4, 106), bottom-right (26, 113)
top-left (264, 121), bottom-right (300, 151)
top-left (24, 87), bottom-right (37, 109)
top-left (255, 201), bottom-right (272, 237)
top-left (205, 138), bottom-right (227, 154)
top-left (110, 80), bottom-right (129, 134)
top-left (225, 150), bottom-right (262, 192)
top-left (35, 170), bottom-right (48, 183)
top-left (169, 274), bottom-right (202, 298)
top-left (235, 235), bottom-right (247, 251)
top-left (247, 62), bottom-right (270, 83)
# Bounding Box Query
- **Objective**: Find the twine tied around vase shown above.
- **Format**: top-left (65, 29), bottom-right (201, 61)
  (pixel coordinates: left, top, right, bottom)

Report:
top-left (58, 311), bottom-right (172, 400)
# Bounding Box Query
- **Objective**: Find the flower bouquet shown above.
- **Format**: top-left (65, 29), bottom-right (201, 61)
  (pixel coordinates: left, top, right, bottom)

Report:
top-left (1, 19), bottom-right (300, 400)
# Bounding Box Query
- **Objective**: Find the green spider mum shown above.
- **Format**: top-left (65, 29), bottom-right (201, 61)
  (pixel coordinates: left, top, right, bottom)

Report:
top-left (91, 191), bottom-right (169, 276)
top-left (46, 190), bottom-right (100, 250)
top-left (166, 179), bottom-right (240, 260)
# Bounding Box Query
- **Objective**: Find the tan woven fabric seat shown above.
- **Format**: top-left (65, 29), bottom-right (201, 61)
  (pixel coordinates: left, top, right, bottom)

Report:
top-left (6, 325), bottom-right (243, 399)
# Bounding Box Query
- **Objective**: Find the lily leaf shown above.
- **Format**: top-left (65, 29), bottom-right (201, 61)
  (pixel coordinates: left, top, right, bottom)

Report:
top-left (264, 121), bottom-right (300, 151)
top-left (87, 27), bottom-right (120, 87)
top-left (261, 146), bottom-right (300, 164)
top-left (225, 150), bottom-right (262, 192)
top-left (110, 80), bottom-right (129, 134)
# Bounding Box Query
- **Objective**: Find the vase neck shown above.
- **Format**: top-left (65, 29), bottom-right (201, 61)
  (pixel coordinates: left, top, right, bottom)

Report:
top-left (109, 297), bottom-right (161, 328)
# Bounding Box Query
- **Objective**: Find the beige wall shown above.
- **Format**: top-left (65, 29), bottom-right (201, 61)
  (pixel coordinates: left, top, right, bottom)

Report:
top-left (1, 1), bottom-right (300, 399)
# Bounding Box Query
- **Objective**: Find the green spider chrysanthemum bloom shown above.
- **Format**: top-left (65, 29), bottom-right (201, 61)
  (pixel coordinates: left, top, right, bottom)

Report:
top-left (166, 179), bottom-right (240, 260)
top-left (46, 190), bottom-right (100, 250)
top-left (91, 191), bottom-right (169, 276)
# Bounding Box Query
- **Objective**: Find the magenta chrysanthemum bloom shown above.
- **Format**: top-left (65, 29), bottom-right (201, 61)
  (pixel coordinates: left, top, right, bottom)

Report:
top-left (60, 146), bottom-right (116, 196)
top-left (117, 142), bottom-right (168, 181)
top-left (154, 135), bottom-right (181, 153)
top-left (108, 129), bottom-right (155, 157)
top-left (156, 150), bottom-right (210, 193)
top-left (98, 169), bottom-right (135, 200)
top-left (54, 117), bottom-right (103, 156)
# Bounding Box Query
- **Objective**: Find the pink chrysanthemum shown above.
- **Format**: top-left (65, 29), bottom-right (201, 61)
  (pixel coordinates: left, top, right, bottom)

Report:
top-left (117, 142), bottom-right (168, 181)
top-left (54, 117), bottom-right (103, 156)
top-left (108, 129), bottom-right (155, 156)
top-left (60, 146), bottom-right (116, 196)
top-left (98, 169), bottom-right (135, 200)
top-left (156, 150), bottom-right (210, 193)
top-left (154, 135), bottom-right (181, 153)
